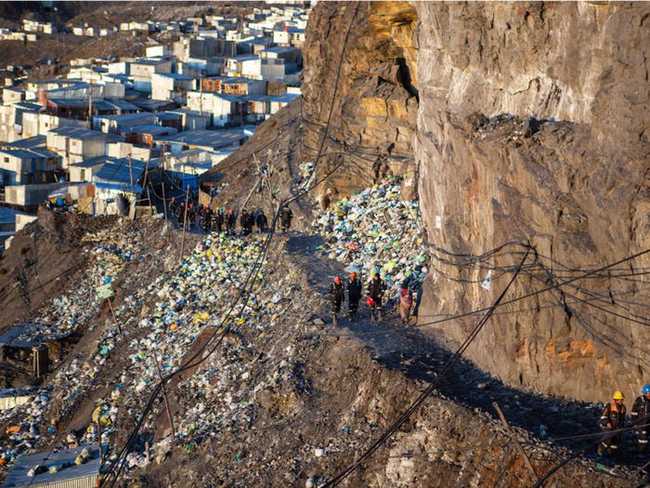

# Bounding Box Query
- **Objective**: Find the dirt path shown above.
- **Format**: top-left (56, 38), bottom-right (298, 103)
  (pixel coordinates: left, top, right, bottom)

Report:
top-left (285, 232), bottom-right (647, 477)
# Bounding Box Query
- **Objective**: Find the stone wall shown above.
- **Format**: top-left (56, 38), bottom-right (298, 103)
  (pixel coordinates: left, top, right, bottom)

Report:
top-left (415, 2), bottom-right (650, 402)
top-left (302, 1), bottom-right (418, 202)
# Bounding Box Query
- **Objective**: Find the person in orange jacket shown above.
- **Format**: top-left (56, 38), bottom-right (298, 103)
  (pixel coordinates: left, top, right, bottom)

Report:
top-left (598, 390), bottom-right (627, 457)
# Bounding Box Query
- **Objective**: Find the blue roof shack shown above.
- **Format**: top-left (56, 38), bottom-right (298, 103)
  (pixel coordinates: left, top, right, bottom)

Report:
top-left (2, 445), bottom-right (101, 488)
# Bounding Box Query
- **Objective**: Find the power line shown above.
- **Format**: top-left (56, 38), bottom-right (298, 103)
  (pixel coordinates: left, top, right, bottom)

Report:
top-left (321, 248), bottom-right (531, 487)
top-left (414, 248), bottom-right (650, 329)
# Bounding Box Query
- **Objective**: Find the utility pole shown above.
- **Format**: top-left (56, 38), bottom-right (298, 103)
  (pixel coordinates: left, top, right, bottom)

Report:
top-left (492, 402), bottom-right (539, 482)
top-left (88, 88), bottom-right (93, 129)
top-left (178, 184), bottom-right (190, 261)
top-left (153, 350), bottom-right (176, 438)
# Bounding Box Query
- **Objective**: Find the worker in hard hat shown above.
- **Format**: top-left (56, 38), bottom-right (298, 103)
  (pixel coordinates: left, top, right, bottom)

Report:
top-left (598, 390), bottom-right (627, 457)
top-left (631, 384), bottom-right (650, 452)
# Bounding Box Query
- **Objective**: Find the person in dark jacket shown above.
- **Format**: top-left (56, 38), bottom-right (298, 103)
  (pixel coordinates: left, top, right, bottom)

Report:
top-left (201, 205), bottom-right (212, 233)
top-left (246, 211), bottom-right (255, 234)
top-left (329, 275), bottom-right (345, 324)
top-left (226, 208), bottom-right (237, 235)
top-left (187, 202), bottom-right (196, 230)
top-left (598, 390), bottom-right (627, 457)
top-left (631, 384), bottom-right (650, 452)
top-left (347, 271), bottom-right (362, 320)
top-left (367, 272), bottom-right (386, 321)
top-left (240, 209), bottom-right (250, 235)
top-left (177, 201), bottom-right (186, 226)
top-left (280, 206), bottom-right (293, 232)
top-left (214, 208), bottom-right (225, 234)
top-left (255, 209), bottom-right (268, 233)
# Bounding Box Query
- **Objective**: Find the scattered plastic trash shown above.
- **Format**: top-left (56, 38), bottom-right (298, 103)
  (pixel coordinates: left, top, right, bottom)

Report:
top-left (312, 179), bottom-right (428, 295)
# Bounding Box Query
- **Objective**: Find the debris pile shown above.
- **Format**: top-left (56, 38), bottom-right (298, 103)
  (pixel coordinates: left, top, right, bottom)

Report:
top-left (312, 179), bottom-right (428, 292)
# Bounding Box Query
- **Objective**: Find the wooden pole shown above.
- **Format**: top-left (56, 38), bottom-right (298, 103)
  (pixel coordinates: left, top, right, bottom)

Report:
top-left (492, 402), bottom-right (538, 482)
top-left (128, 155), bottom-right (134, 190)
top-left (179, 185), bottom-right (190, 262)
top-left (106, 298), bottom-right (122, 335)
top-left (153, 350), bottom-right (176, 438)
top-left (161, 180), bottom-right (168, 221)
top-left (147, 186), bottom-right (153, 215)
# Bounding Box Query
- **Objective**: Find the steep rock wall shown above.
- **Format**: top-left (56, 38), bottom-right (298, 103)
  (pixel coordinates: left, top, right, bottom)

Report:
top-left (302, 1), bottom-right (418, 201)
top-left (416, 2), bottom-right (650, 402)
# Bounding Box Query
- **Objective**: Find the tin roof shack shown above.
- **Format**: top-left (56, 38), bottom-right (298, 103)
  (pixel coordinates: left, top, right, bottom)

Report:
top-left (224, 55), bottom-right (262, 79)
top-left (68, 156), bottom-right (109, 183)
top-left (130, 58), bottom-right (173, 94)
top-left (157, 127), bottom-right (253, 154)
top-left (0, 388), bottom-right (33, 411)
top-left (0, 207), bottom-right (33, 252)
top-left (160, 150), bottom-right (222, 191)
top-left (186, 92), bottom-right (249, 127)
top-left (221, 77), bottom-right (267, 96)
top-left (2, 87), bottom-right (24, 105)
top-left (156, 110), bottom-right (210, 132)
top-left (3, 444), bottom-right (101, 488)
top-left (21, 112), bottom-right (86, 139)
top-left (106, 142), bottom-right (153, 162)
top-left (151, 73), bottom-right (195, 104)
top-left (46, 127), bottom-right (120, 169)
top-left (92, 157), bottom-right (150, 215)
top-left (93, 113), bottom-right (155, 136)
top-left (4, 183), bottom-right (92, 211)
top-left (0, 322), bottom-right (76, 386)
top-left (0, 148), bottom-right (60, 187)
top-left (125, 125), bottom-right (177, 148)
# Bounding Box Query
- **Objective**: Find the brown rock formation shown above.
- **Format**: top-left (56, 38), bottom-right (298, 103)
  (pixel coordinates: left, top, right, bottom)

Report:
top-left (302, 1), bottom-right (418, 201)
top-left (416, 2), bottom-right (650, 402)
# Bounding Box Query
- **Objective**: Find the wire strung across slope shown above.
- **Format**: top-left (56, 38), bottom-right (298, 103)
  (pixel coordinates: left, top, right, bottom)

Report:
top-left (414, 248), bottom-right (650, 329)
top-left (322, 246), bottom-right (650, 486)
top-left (320, 248), bottom-right (532, 487)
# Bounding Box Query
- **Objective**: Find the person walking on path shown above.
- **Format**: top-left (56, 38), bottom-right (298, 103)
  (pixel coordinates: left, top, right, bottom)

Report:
top-left (280, 206), bottom-right (293, 232)
top-left (399, 286), bottom-right (413, 325)
top-left (214, 208), bottom-right (225, 234)
top-left (598, 390), bottom-right (627, 458)
top-left (631, 384), bottom-right (650, 453)
top-left (226, 208), bottom-right (237, 235)
top-left (329, 275), bottom-right (345, 326)
top-left (347, 272), bottom-right (362, 321)
top-left (201, 205), bottom-right (213, 234)
top-left (255, 208), bottom-right (268, 233)
top-left (367, 272), bottom-right (386, 321)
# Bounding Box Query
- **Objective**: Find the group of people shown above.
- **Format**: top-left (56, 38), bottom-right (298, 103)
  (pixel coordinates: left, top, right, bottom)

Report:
top-left (168, 198), bottom-right (294, 236)
top-left (329, 271), bottom-right (419, 324)
top-left (598, 386), bottom-right (650, 457)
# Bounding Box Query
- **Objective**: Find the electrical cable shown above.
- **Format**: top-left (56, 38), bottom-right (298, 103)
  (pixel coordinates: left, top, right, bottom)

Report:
top-left (321, 248), bottom-right (531, 487)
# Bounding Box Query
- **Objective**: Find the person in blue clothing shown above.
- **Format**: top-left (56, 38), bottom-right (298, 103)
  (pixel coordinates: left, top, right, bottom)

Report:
top-left (631, 384), bottom-right (650, 453)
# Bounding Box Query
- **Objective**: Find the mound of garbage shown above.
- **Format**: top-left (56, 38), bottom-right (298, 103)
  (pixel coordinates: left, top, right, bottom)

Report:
top-left (312, 179), bottom-right (428, 294)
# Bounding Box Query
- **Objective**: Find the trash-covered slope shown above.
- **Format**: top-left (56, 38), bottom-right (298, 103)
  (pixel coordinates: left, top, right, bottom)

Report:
top-left (0, 207), bottom-right (639, 487)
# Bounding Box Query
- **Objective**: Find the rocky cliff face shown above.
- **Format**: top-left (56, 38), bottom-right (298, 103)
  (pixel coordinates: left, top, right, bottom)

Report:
top-left (302, 1), bottom-right (418, 202)
top-left (416, 2), bottom-right (650, 402)
top-left (303, 1), bottom-right (650, 403)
